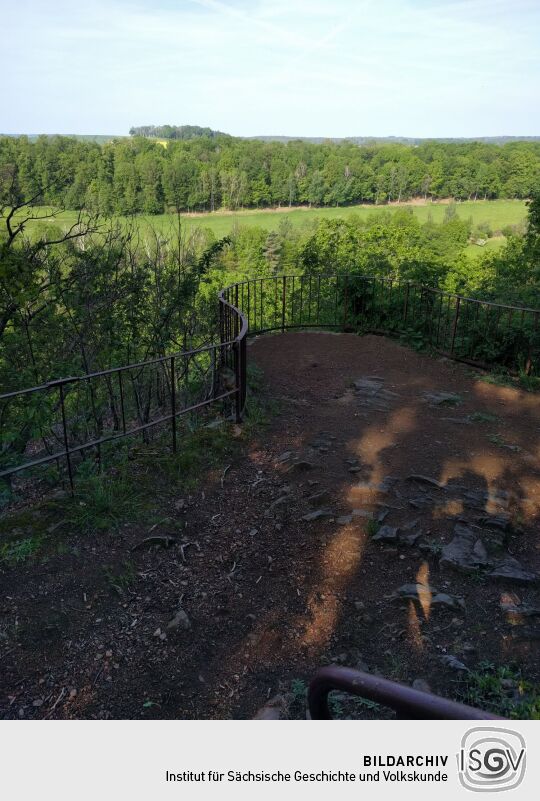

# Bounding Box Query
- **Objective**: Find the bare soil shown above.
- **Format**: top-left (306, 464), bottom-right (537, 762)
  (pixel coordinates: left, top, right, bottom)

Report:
top-left (1, 332), bottom-right (540, 720)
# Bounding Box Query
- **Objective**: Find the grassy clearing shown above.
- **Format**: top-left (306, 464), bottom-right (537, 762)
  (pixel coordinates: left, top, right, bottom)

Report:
top-left (19, 199), bottom-right (527, 244)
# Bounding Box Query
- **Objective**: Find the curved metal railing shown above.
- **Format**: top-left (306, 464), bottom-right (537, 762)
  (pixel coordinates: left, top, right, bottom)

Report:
top-left (308, 666), bottom-right (503, 720)
top-left (222, 273), bottom-right (540, 375)
top-left (0, 290), bottom-right (247, 493)
top-left (1, 273), bottom-right (538, 493)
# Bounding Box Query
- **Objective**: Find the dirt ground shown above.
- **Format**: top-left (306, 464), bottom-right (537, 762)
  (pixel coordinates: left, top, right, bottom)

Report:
top-left (1, 332), bottom-right (540, 720)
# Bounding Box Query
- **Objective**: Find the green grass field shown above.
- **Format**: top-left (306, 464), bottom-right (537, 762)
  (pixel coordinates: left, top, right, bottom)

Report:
top-left (15, 199), bottom-right (528, 257)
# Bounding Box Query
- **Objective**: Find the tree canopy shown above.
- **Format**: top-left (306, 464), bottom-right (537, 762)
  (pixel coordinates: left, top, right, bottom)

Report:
top-left (1, 134), bottom-right (539, 216)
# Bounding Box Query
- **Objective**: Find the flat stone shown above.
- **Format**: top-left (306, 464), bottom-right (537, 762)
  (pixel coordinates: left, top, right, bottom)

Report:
top-left (477, 514), bottom-right (511, 532)
top-left (167, 608), bottom-right (191, 631)
top-left (400, 529), bottom-right (423, 546)
top-left (488, 557), bottom-right (538, 584)
top-left (391, 583), bottom-right (464, 612)
top-left (301, 509), bottom-right (335, 522)
top-left (372, 525), bottom-right (399, 543)
top-left (337, 515), bottom-right (353, 525)
top-left (423, 391), bottom-right (462, 406)
top-left (431, 592), bottom-right (466, 612)
top-left (440, 654), bottom-right (468, 672)
top-left (352, 377), bottom-right (399, 411)
top-left (407, 474), bottom-right (445, 490)
top-left (440, 524), bottom-right (489, 573)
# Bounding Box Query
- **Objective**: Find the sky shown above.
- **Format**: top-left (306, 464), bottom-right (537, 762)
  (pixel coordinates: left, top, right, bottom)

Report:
top-left (2, 0), bottom-right (540, 138)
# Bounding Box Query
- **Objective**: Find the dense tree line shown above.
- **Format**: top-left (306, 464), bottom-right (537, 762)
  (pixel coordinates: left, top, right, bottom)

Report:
top-left (1, 134), bottom-right (540, 216)
top-left (128, 125), bottom-right (228, 140)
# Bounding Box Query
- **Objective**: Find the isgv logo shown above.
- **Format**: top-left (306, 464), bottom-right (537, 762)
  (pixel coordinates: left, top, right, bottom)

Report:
top-left (458, 727), bottom-right (526, 792)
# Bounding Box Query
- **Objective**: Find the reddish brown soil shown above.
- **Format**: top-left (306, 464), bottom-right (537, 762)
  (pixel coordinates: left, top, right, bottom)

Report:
top-left (1, 332), bottom-right (540, 720)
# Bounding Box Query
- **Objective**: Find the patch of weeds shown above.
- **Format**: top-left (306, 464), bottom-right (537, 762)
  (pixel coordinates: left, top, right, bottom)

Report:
top-left (103, 560), bottom-right (136, 594)
top-left (517, 373), bottom-right (540, 392)
top-left (469, 411), bottom-right (499, 424)
top-left (479, 372), bottom-right (514, 388)
top-left (329, 691), bottom-right (391, 720)
top-left (384, 654), bottom-right (408, 683)
top-left (289, 678), bottom-right (308, 717)
top-left (455, 663), bottom-right (540, 719)
top-left (246, 363), bottom-right (265, 393)
top-left (0, 481), bottom-right (13, 510)
top-left (66, 470), bottom-right (148, 533)
top-left (244, 395), bottom-right (278, 430)
top-left (147, 425), bottom-right (237, 491)
top-left (0, 536), bottom-right (43, 566)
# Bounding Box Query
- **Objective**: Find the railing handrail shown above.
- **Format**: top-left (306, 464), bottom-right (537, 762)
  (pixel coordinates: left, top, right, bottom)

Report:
top-left (222, 273), bottom-right (540, 315)
top-left (308, 666), bottom-right (504, 720)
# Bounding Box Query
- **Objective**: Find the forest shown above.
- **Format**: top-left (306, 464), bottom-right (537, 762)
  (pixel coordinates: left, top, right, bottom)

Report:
top-left (1, 133), bottom-right (540, 215)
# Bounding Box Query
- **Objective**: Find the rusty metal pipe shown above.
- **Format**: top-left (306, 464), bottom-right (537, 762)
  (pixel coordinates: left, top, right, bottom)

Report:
top-left (308, 666), bottom-right (504, 720)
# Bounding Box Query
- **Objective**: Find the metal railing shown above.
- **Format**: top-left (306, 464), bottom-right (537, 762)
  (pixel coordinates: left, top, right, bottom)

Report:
top-left (308, 667), bottom-right (503, 720)
top-left (1, 273), bottom-right (538, 493)
top-left (225, 274), bottom-right (540, 375)
top-left (0, 291), bottom-right (247, 493)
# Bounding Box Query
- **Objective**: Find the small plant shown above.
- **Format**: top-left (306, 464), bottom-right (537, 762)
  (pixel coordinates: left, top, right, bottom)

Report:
top-left (366, 519), bottom-right (380, 537)
top-left (103, 560), bottom-right (136, 593)
top-left (0, 536), bottom-right (42, 566)
top-left (290, 678), bottom-right (308, 702)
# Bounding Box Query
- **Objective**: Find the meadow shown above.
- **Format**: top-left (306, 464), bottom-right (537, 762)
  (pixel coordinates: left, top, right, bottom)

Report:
top-left (25, 199), bottom-right (527, 257)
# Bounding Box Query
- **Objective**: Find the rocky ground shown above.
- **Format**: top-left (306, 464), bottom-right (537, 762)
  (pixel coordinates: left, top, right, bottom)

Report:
top-left (1, 332), bottom-right (540, 720)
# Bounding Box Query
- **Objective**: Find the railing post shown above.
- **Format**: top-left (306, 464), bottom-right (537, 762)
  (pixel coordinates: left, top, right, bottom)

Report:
top-left (343, 275), bottom-right (349, 329)
top-left (241, 332), bottom-right (247, 412)
top-left (403, 282), bottom-right (410, 322)
top-left (58, 382), bottom-right (74, 495)
top-left (281, 276), bottom-right (286, 333)
top-left (170, 355), bottom-right (177, 454)
top-left (219, 295), bottom-right (224, 350)
top-left (118, 370), bottom-right (127, 433)
top-left (526, 311), bottom-right (539, 375)
top-left (450, 296), bottom-right (461, 355)
top-left (234, 341), bottom-right (242, 424)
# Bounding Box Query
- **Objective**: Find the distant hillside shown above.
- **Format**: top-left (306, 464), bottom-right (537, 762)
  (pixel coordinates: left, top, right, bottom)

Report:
top-left (0, 134), bottom-right (121, 143)
top-left (247, 135), bottom-right (540, 145)
top-left (129, 124), bottom-right (229, 140)
top-left (3, 131), bottom-right (539, 146)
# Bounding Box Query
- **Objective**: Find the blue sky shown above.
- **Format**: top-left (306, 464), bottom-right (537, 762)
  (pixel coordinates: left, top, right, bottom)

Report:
top-left (2, 0), bottom-right (540, 137)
